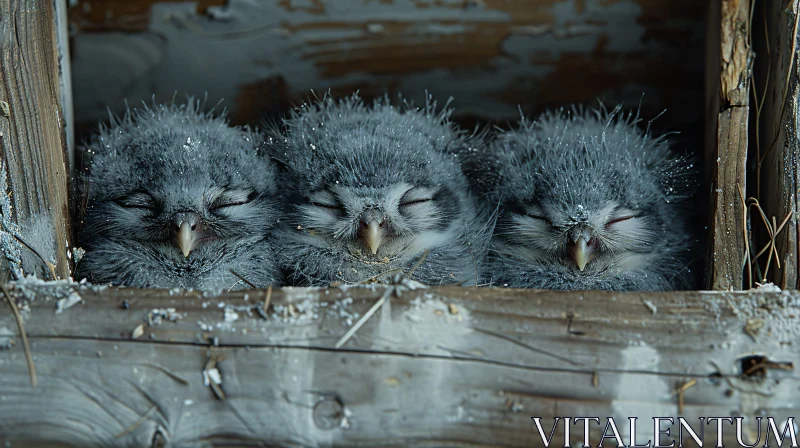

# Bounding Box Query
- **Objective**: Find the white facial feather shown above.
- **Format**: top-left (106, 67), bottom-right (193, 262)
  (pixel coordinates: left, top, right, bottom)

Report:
top-left (302, 182), bottom-right (456, 259)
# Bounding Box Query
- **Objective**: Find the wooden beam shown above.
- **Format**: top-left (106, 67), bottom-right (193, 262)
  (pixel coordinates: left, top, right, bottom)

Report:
top-left (757, 1), bottom-right (800, 289)
top-left (0, 0), bottom-right (72, 280)
top-left (705, 0), bottom-right (751, 290)
top-left (1, 285), bottom-right (797, 446)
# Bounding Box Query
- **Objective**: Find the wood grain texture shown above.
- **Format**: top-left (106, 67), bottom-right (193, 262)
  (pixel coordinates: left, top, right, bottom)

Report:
top-left (757, 1), bottom-right (800, 289)
top-left (0, 0), bottom-right (72, 280)
top-left (1, 285), bottom-right (797, 446)
top-left (67, 0), bottom-right (705, 145)
top-left (54, 0), bottom-right (75, 176)
top-left (705, 0), bottom-right (750, 290)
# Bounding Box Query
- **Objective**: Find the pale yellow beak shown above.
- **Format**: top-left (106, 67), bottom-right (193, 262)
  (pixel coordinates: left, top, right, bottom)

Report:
top-left (572, 236), bottom-right (590, 271)
top-left (176, 221), bottom-right (196, 258)
top-left (362, 220), bottom-right (386, 255)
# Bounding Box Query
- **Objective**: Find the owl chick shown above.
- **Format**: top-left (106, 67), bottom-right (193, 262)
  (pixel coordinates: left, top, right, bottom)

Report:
top-left (77, 99), bottom-right (281, 290)
top-left (474, 105), bottom-right (695, 291)
top-left (264, 93), bottom-right (489, 286)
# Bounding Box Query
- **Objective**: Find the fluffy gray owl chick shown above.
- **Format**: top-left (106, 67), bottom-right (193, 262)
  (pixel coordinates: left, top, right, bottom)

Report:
top-left (473, 105), bottom-right (695, 291)
top-left (77, 100), bottom-right (281, 290)
top-left (265, 93), bottom-right (489, 286)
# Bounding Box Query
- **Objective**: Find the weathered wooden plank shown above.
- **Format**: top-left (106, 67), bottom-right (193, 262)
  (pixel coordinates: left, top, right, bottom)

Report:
top-left (1, 285), bottom-right (798, 446)
top-left (67, 0), bottom-right (705, 141)
top-left (757, 0), bottom-right (800, 289)
top-left (705, 0), bottom-right (750, 290)
top-left (54, 0), bottom-right (75, 176)
top-left (0, 0), bottom-right (72, 280)
top-left (2, 285), bottom-right (794, 374)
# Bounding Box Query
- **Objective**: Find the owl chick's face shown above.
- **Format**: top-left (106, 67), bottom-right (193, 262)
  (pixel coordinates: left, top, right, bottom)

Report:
top-left (80, 102), bottom-right (279, 288)
top-left (501, 198), bottom-right (657, 273)
top-left (487, 107), bottom-right (694, 282)
top-left (107, 183), bottom-right (267, 260)
top-left (268, 94), bottom-right (479, 284)
top-left (298, 181), bottom-right (459, 261)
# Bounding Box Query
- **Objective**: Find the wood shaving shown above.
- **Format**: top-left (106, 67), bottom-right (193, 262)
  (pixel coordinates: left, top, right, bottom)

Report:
top-left (642, 299), bottom-right (657, 314)
top-left (55, 291), bottom-right (82, 314)
top-left (744, 318), bottom-right (764, 341)
top-left (203, 368), bottom-right (222, 386)
top-left (203, 355), bottom-right (226, 400)
top-left (131, 324), bottom-right (144, 339)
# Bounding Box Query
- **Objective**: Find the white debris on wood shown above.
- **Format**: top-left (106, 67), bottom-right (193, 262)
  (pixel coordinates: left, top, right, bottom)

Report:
top-left (223, 307), bottom-right (239, 323)
top-left (754, 282), bottom-right (781, 292)
top-left (642, 299), bottom-right (657, 314)
top-left (202, 287), bottom-right (223, 298)
top-left (203, 367), bottom-right (222, 387)
top-left (131, 324), bottom-right (144, 339)
top-left (15, 275), bottom-right (75, 302)
top-left (0, 159), bottom-right (22, 278)
top-left (191, 288), bottom-right (374, 335)
top-left (147, 308), bottom-right (184, 326)
top-left (701, 288), bottom-right (800, 343)
top-left (12, 275), bottom-right (103, 317)
top-left (13, 275), bottom-right (106, 306)
top-left (405, 292), bottom-right (470, 326)
top-left (55, 291), bottom-right (83, 314)
top-left (190, 285), bottom-right (460, 339)
top-left (0, 326), bottom-right (14, 349)
top-left (400, 278), bottom-right (427, 291)
top-left (340, 407), bottom-right (352, 430)
top-left (327, 297), bottom-right (358, 326)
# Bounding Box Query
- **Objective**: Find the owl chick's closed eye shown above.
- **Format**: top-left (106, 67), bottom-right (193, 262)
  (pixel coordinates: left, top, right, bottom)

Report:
top-left (264, 93), bottom-right (491, 286)
top-left (472, 104), bottom-right (696, 291)
top-left (77, 99), bottom-right (281, 291)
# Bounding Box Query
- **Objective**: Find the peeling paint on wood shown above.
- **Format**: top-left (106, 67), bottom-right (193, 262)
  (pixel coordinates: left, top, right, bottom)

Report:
top-left (69, 0), bottom-right (227, 32)
top-left (68, 0), bottom-right (704, 143)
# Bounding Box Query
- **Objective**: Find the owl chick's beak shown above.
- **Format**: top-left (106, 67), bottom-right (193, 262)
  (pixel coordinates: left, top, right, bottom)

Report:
top-left (571, 236), bottom-right (593, 271)
top-left (359, 210), bottom-right (387, 255)
top-left (174, 212), bottom-right (201, 258)
top-left (177, 222), bottom-right (195, 258)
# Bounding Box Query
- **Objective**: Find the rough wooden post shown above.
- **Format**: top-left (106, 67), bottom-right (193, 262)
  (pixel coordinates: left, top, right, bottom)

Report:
top-left (0, 0), bottom-right (73, 280)
top-left (705, 0), bottom-right (751, 290)
top-left (758, 1), bottom-right (800, 289)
